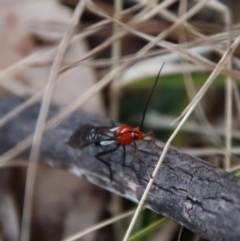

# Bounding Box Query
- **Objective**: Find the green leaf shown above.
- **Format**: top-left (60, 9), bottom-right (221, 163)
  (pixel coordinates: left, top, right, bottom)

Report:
top-left (126, 73), bottom-right (227, 88)
top-left (128, 217), bottom-right (168, 241)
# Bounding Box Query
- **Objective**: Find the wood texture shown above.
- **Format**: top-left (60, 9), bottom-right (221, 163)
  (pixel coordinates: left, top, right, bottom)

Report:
top-left (0, 96), bottom-right (239, 241)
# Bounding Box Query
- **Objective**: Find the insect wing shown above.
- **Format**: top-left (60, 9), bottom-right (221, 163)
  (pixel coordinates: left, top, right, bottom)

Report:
top-left (68, 124), bottom-right (96, 148)
top-left (68, 124), bottom-right (117, 149)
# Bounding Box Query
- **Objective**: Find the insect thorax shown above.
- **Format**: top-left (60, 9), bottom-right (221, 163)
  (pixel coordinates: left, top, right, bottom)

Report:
top-left (91, 127), bottom-right (118, 146)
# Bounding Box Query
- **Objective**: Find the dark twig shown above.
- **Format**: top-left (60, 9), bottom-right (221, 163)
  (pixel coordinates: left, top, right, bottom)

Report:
top-left (0, 96), bottom-right (240, 241)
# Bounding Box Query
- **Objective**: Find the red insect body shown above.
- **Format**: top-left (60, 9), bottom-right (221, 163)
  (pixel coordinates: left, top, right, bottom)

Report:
top-left (116, 125), bottom-right (143, 145)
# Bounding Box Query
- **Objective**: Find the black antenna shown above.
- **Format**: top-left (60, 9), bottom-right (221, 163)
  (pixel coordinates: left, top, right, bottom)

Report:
top-left (139, 63), bottom-right (165, 131)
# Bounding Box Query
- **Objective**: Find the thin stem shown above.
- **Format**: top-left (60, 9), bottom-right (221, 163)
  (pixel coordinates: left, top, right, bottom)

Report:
top-left (20, 1), bottom-right (87, 241)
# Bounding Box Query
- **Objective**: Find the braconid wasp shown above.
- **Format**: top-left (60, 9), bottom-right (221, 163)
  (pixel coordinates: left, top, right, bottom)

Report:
top-left (68, 63), bottom-right (164, 182)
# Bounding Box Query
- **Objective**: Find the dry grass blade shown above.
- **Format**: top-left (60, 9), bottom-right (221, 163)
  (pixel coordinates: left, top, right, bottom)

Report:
top-left (62, 209), bottom-right (135, 241)
top-left (178, 0), bottom-right (222, 148)
top-left (88, 2), bottom-right (240, 81)
top-left (223, 2), bottom-right (233, 172)
top-left (122, 32), bottom-right (240, 241)
top-left (20, 1), bottom-right (88, 241)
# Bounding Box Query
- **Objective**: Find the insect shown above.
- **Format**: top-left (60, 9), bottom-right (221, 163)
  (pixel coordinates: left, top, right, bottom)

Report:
top-left (68, 63), bottom-right (164, 182)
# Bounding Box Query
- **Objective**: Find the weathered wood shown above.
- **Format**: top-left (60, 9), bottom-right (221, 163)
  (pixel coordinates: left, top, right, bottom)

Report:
top-left (0, 96), bottom-right (239, 241)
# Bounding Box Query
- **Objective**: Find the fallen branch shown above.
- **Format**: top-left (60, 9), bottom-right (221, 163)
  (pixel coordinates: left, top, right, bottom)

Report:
top-left (0, 96), bottom-right (239, 241)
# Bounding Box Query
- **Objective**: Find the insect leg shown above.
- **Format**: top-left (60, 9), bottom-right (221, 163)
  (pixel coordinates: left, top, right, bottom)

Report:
top-left (95, 144), bottom-right (120, 182)
top-left (133, 142), bottom-right (153, 181)
top-left (122, 145), bottom-right (126, 166)
top-left (122, 146), bottom-right (134, 168)
top-left (143, 131), bottom-right (162, 150)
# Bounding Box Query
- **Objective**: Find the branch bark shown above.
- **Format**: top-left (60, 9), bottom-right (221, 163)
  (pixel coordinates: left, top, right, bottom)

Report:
top-left (0, 96), bottom-right (239, 241)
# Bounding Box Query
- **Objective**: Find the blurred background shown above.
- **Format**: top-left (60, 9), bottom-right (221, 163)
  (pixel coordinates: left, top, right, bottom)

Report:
top-left (0, 0), bottom-right (240, 240)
